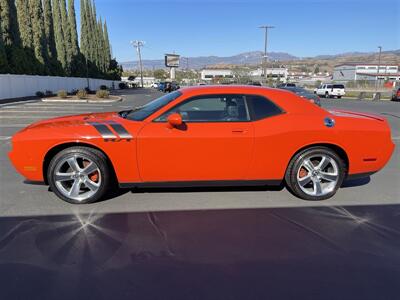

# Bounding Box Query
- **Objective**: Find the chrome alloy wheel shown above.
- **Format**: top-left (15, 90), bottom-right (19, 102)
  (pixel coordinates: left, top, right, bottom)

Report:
top-left (54, 154), bottom-right (101, 201)
top-left (296, 154), bottom-right (339, 196)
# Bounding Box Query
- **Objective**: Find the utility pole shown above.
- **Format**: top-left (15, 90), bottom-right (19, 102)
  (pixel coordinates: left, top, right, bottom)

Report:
top-left (259, 25), bottom-right (274, 85)
top-left (376, 46), bottom-right (382, 94)
top-left (131, 40), bottom-right (145, 88)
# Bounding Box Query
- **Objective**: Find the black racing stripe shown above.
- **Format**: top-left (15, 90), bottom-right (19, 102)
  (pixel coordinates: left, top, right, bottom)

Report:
top-left (87, 122), bottom-right (117, 139)
top-left (106, 121), bottom-right (133, 139)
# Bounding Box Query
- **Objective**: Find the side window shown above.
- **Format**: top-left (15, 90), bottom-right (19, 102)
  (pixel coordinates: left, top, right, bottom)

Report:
top-left (246, 95), bottom-right (282, 121)
top-left (156, 95), bottom-right (250, 122)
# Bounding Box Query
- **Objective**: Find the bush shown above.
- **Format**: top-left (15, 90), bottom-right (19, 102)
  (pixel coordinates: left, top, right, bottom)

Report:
top-left (96, 90), bottom-right (110, 99)
top-left (84, 87), bottom-right (93, 94)
top-left (57, 90), bottom-right (68, 98)
top-left (118, 82), bottom-right (127, 89)
top-left (76, 89), bottom-right (87, 99)
top-left (35, 91), bottom-right (45, 97)
top-left (45, 90), bottom-right (53, 97)
top-left (99, 85), bottom-right (108, 90)
top-left (70, 89), bottom-right (78, 95)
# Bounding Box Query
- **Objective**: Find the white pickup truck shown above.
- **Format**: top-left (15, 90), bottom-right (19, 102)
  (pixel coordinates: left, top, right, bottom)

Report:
top-left (314, 84), bottom-right (345, 98)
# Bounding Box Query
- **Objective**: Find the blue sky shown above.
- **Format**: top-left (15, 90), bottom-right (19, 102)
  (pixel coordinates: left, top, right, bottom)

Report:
top-left (76, 0), bottom-right (399, 62)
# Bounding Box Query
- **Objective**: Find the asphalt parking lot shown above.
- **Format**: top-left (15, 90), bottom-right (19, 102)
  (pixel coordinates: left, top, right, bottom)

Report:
top-left (0, 89), bottom-right (399, 217)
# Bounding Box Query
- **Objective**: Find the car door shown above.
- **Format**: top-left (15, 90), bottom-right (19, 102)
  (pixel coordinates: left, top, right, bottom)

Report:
top-left (137, 94), bottom-right (254, 182)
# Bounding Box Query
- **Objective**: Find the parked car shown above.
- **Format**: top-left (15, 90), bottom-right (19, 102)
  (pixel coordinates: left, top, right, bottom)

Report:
top-left (160, 81), bottom-right (180, 93)
top-left (151, 82), bottom-right (159, 89)
top-left (9, 86), bottom-right (394, 204)
top-left (315, 84), bottom-right (345, 98)
top-left (391, 87), bottom-right (400, 101)
top-left (277, 83), bottom-right (296, 88)
top-left (281, 86), bottom-right (321, 106)
top-left (248, 81), bottom-right (262, 86)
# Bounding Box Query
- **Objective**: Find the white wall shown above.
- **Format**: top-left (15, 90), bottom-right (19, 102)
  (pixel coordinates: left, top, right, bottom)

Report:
top-left (0, 74), bottom-right (122, 100)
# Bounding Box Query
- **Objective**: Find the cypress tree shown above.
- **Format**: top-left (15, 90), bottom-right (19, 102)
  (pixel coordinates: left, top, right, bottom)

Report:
top-left (0, 0), bottom-right (20, 46)
top-left (60, 0), bottom-right (72, 74)
top-left (16, 0), bottom-right (33, 49)
top-left (79, 0), bottom-right (87, 59)
top-left (86, 0), bottom-right (95, 63)
top-left (68, 0), bottom-right (79, 57)
top-left (103, 20), bottom-right (111, 70)
top-left (52, 0), bottom-right (67, 69)
top-left (29, 0), bottom-right (47, 72)
top-left (0, 26), bottom-right (8, 73)
top-left (43, 0), bottom-right (57, 60)
top-left (97, 17), bottom-right (104, 71)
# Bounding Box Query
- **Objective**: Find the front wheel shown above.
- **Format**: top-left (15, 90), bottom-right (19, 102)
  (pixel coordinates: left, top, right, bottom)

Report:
top-left (47, 147), bottom-right (111, 204)
top-left (285, 147), bottom-right (346, 200)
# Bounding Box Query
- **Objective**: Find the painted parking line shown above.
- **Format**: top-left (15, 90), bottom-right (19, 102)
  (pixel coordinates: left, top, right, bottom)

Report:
top-left (0, 136), bottom-right (11, 140)
top-left (0, 116), bottom-right (68, 119)
top-left (0, 110), bottom-right (104, 113)
top-left (0, 124), bottom-right (29, 127)
top-left (27, 103), bottom-right (113, 107)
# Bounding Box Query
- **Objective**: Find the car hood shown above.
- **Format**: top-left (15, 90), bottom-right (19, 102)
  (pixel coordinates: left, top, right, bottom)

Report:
top-left (24, 112), bottom-right (120, 131)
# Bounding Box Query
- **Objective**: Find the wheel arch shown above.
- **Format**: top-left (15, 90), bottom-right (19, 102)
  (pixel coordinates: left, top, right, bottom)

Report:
top-left (42, 142), bottom-right (117, 185)
top-left (287, 143), bottom-right (349, 174)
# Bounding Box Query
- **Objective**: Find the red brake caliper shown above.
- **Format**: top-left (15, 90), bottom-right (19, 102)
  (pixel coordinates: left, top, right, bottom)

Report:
top-left (83, 160), bottom-right (99, 182)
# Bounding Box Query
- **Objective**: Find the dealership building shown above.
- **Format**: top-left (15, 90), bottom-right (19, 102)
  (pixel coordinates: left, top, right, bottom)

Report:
top-left (333, 63), bottom-right (400, 82)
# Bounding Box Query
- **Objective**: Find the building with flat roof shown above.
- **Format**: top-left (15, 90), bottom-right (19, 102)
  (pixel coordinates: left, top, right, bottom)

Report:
top-left (333, 63), bottom-right (399, 82)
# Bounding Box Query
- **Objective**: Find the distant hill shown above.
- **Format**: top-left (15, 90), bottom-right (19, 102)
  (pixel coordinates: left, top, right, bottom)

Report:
top-left (120, 50), bottom-right (400, 71)
top-left (121, 51), bottom-right (298, 70)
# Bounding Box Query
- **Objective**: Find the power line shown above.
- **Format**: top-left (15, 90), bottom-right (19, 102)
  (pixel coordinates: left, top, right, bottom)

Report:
top-left (131, 40), bottom-right (145, 88)
top-left (259, 25), bottom-right (274, 85)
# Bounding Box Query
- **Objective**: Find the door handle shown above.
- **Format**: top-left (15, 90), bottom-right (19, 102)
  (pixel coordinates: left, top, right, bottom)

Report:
top-left (232, 129), bottom-right (247, 134)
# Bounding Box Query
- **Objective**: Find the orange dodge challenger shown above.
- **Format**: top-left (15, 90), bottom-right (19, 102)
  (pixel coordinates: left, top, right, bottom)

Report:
top-left (9, 86), bottom-right (395, 204)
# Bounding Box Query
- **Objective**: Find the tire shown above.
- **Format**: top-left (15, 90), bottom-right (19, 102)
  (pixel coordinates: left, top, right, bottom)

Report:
top-left (337, 96), bottom-right (342, 99)
top-left (285, 147), bottom-right (346, 201)
top-left (47, 146), bottom-right (111, 204)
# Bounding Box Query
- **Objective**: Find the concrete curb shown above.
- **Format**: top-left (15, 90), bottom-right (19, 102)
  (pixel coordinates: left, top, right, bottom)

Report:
top-left (41, 96), bottom-right (122, 103)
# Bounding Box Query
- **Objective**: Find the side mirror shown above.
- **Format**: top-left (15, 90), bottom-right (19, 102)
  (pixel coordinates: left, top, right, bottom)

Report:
top-left (167, 113), bottom-right (183, 128)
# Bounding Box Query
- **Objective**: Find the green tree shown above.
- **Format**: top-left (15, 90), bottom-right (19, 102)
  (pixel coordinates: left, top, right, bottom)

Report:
top-left (79, 0), bottom-right (88, 58)
top-left (0, 26), bottom-right (8, 73)
top-left (68, 0), bottom-right (79, 56)
top-left (0, 0), bottom-right (20, 46)
top-left (16, 0), bottom-right (33, 49)
top-left (103, 20), bottom-right (111, 69)
top-left (52, 0), bottom-right (67, 69)
top-left (60, 0), bottom-right (72, 74)
top-left (29, 0), bottom-right (47, 73)
top-left (44, 0), bottom-right (62, 75)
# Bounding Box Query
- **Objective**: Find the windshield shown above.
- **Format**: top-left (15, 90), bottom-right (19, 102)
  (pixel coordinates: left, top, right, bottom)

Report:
top-left (125, 91), bottom-right (182, 121)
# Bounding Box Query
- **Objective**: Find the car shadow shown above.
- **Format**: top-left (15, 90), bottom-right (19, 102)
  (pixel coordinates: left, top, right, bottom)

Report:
top-left (128, 184), bottom-right (285, 194)
top-left (341, 176), bottom-right (371, 188)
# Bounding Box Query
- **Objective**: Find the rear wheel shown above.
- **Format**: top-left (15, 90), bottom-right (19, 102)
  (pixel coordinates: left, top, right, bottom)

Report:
top-left (47, 147), bottom-right (111, 204)
top-left (285, 147), bottom-right (346, 200)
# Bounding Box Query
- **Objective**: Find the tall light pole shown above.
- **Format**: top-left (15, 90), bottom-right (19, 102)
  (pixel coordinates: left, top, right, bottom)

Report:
top-left (131, 40), bottom-right (145, 88)
top-left (259, 25), bottom-right (274, 85)
top-left (376, 46), bottom-right (382, 93)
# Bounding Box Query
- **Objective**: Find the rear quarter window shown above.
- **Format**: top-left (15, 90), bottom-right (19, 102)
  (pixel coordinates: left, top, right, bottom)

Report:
top-left (333, 84), bottom-right (345, 89)
top-left (246, 95), bottom-right (283, 121)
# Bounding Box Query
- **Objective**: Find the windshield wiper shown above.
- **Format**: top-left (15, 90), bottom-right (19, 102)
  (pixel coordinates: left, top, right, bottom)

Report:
top-left (119, 106), bottom-right (143, 118)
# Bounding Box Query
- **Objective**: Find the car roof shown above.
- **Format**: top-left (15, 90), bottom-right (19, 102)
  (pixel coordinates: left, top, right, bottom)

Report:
top-left (176, 85), bottom-right (323, 114)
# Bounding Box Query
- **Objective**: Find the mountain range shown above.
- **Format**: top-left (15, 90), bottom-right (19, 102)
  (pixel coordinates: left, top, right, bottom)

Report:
top-left (120, 50), bottom-right (400, 70)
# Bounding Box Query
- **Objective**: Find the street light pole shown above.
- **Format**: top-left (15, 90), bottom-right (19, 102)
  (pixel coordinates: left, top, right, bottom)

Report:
top-left (376, 46), bottom-right (382, 92)
top-left (131, 40), bottom-right (145, 88)
top-left (259, 25), bottom-right (274, 85)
